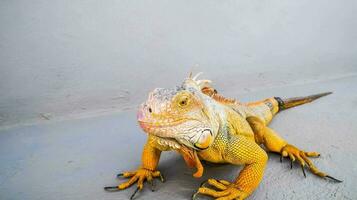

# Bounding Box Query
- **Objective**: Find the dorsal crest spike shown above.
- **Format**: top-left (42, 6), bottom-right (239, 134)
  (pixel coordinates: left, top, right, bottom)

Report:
top-left (188, 71), bottom-right (193, 79)
top-left (192, 72), bottom-right (203, 81)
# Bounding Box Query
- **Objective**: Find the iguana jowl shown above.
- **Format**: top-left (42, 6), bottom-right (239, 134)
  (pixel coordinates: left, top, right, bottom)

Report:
top-left (105, 73), bottom-right (341, 200)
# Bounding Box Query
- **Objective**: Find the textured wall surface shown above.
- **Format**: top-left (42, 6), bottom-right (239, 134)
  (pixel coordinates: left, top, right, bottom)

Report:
top-left (1, 0), bottom-right (356, 128)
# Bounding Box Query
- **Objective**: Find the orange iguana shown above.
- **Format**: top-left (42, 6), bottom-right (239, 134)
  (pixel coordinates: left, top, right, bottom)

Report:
top-left (104, 73), bottom-right (341, 199)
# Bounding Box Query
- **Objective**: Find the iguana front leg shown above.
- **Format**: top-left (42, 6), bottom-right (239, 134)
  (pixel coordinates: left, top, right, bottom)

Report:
top-left (194, 135), bottom-right (268, 200)
top-left (104, 136), bottom-right (164, 199)
top-left (246, 116), bottom-right (342, 182)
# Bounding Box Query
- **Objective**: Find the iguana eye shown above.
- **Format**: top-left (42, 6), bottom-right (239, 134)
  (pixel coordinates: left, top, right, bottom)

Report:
top-left (179, 97), bottom-right (188, 107)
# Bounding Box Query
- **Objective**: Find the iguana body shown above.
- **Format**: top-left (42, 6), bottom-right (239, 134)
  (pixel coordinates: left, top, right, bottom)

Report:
top-left (105, 73), bottom-right (341, 200)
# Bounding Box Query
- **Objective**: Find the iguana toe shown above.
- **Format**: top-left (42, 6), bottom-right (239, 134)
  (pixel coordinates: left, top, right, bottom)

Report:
top-left (104, 168), bottom-right (165, 199)
top-left (280, 144), bottom-right (342, 182)
top-left (193, 179), bottom-right (249, 200)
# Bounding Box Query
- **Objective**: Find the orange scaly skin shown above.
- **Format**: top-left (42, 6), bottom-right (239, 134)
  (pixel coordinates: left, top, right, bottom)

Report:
top-left (104, 73), bottom-right (341, 200)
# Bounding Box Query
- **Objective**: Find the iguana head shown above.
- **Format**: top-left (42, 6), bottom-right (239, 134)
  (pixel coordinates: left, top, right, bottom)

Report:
top-left (137, 73), bottom-right (220, 150)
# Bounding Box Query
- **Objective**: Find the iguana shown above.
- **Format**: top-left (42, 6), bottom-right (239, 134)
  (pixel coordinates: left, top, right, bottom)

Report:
top-left (104, 73), bottom-right (341, 200)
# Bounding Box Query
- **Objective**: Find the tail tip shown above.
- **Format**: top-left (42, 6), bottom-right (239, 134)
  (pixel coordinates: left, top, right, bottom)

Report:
top-left (311, 91), bottom-right (333, 99)
top-left (275, 91), bottom-right (333, 111)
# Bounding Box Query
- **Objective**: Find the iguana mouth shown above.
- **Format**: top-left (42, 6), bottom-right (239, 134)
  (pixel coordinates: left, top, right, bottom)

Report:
top-left (137, 117), bottom-right (203, 135)
top-left (138, 119), bottom-right (186, 129)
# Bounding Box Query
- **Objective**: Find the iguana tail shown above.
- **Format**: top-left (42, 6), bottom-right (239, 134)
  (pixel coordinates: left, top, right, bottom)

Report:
top-left (274, 92), bottom-right (332, 112)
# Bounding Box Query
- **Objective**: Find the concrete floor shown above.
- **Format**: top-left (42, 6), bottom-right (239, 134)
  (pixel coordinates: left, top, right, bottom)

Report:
top-left (1, 75), bottom-right (357, 200)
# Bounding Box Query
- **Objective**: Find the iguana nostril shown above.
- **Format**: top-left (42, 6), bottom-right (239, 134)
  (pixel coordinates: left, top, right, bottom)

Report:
top-left (148, 107), bottom-right (152, 113)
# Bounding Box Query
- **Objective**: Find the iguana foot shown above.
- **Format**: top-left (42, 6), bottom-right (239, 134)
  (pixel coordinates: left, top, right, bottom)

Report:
top-left (104, 168), bottom-right (165, 199)
top-left (192, 179), bottom-right (249, 200)
top-left (280, 144), bottom-right (342, 182)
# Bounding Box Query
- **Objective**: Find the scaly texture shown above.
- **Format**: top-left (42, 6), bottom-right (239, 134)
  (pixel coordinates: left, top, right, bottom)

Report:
top-left (104, 73), bottom-right (341, 200)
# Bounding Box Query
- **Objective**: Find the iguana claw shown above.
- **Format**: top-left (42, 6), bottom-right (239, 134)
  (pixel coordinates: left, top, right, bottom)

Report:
top-left (326, 175), bottom-right (343, 183)
top-left (199, 179), bottom-right (209, 187)
top-left (104, 186), bottom-right (120, 191)
top-left (301, 165), bottom-right (306, 178)
top-left (130, 187), bottom-right (140, 200)
top-left (191, 191), bottom-right (199, 200)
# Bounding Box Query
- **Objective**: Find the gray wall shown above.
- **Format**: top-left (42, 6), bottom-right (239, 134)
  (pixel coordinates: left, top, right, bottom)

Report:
top-left (1, 0), bottom-right (356, 127)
